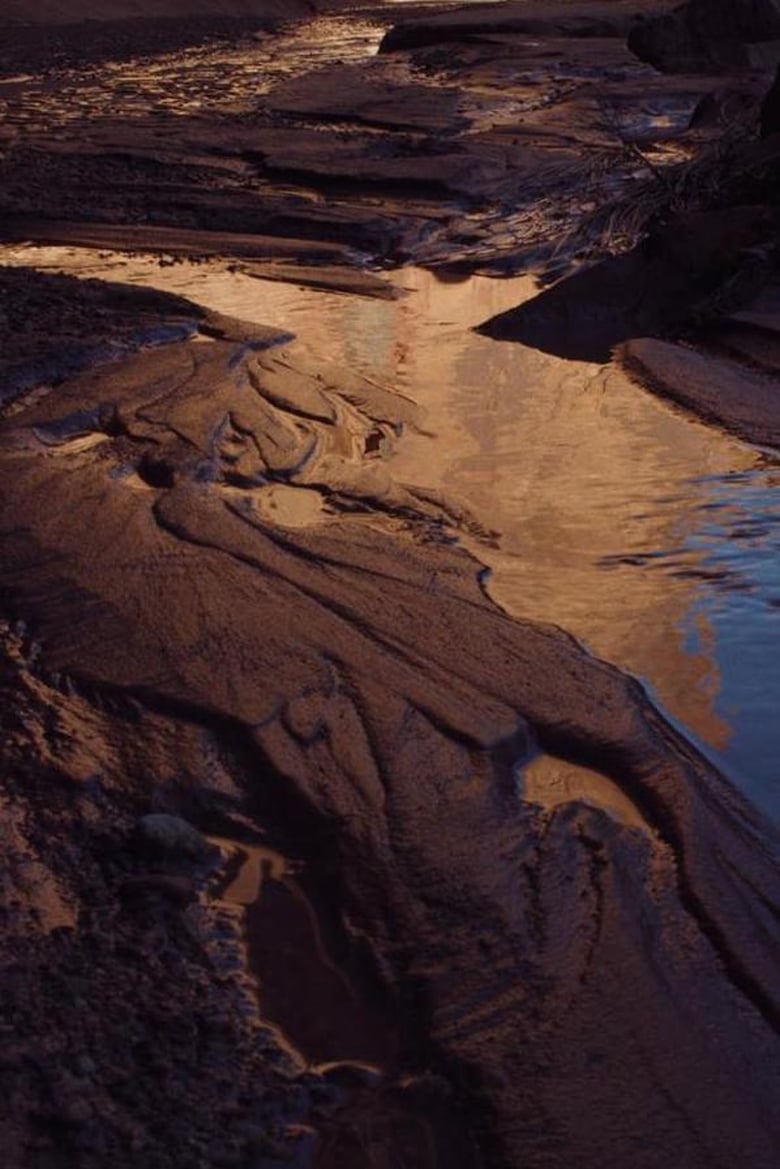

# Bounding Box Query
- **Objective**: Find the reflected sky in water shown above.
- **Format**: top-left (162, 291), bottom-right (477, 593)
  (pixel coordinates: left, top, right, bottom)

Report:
top-left (674, 469), bottom-right (780, 807)
top-left (3, 245), bottom-right (777, 822)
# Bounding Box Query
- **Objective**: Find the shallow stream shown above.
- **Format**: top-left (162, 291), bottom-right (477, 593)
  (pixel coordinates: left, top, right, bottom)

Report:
top-left (2, 3), bottom-right (778, 826)
top-left (4, 241), bottom-right (779, 825)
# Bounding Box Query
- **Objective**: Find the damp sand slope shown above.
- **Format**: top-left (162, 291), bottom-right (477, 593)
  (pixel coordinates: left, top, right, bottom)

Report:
top-left (1, 268), bottom-right (779, 1168)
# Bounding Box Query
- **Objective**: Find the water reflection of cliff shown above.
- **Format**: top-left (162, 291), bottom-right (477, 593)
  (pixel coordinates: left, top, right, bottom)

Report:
top-left (384, 268), bottom-right (759, 759)
top-left (1, 245), bottom-right (760, 770)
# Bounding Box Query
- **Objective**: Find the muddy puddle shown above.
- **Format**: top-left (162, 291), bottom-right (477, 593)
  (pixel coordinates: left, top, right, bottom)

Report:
top-left (3, 241), bottom-right (778, 823)
top-left (203, 835), bottom-right (472, 1167)
top-left (209, 836), bottom-right (395, 1068)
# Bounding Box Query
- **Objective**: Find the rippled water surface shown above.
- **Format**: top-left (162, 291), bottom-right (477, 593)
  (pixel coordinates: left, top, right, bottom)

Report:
top-left (5, 242), bottom-right (778, 822)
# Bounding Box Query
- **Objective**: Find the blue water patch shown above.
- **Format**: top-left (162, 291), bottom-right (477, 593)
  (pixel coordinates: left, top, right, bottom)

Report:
top-left (677, 466), bottom-right (780, 822)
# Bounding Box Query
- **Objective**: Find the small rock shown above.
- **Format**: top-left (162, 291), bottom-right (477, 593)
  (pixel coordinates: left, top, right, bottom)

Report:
top-left (132, 814), bottom-right (218, 867)
top-left (629, 0), bottom-right (780, 74)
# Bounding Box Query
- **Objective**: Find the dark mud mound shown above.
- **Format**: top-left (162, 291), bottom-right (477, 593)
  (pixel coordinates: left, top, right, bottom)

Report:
top-left (621, 333), bottom-right (780, 445)
top-left (619, 277), bottom-right (780, 446)
top-left (2, 270), bottom-right (780, 1168)
top-left (379, 0), bottom-right (641, 54)
top-left (0, 265), bottom-right (288, 403)
top-left (628, 0), bottom-right (780, 73)
top-left (478, 197), bottom-right (780, 446)
top-left (475, 243), bottom-right (691, 363)
top-left (477, 205), bottom-right (780, 362)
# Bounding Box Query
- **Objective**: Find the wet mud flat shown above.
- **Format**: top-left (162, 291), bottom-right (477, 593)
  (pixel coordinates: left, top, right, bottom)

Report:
top-left (0, 1), bottom-right (734, 276)
top-left (3, 262), bottom-right (780, 1169)
top-left (2, 4), bottom-right (780, 1169)
top-left (0, 1), bottom-right (363, 75)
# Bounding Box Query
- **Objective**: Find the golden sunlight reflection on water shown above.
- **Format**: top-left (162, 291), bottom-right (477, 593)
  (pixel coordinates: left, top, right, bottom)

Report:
top-left (4, 243), bottom-right (776, 814)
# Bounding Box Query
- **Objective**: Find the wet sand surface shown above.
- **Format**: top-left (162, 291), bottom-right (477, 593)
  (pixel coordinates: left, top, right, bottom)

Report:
top-left (2, 5), bottom-right (780, 1169)
top-left (5, 243), bottom-right (777, 816)
top-left (0, 2), bottom-right (722, 276)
